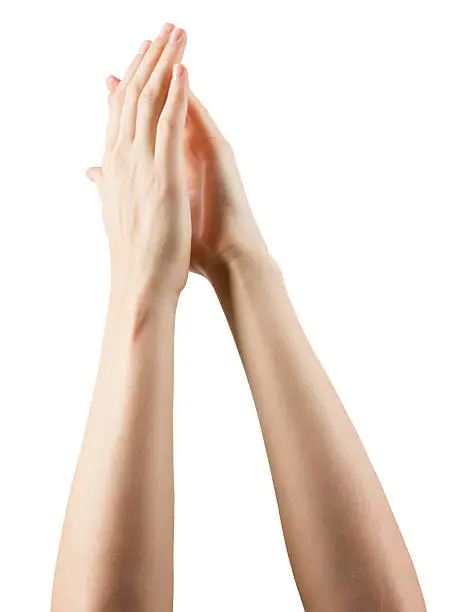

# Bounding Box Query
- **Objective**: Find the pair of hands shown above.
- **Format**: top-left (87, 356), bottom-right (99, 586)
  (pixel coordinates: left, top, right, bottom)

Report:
top-left (88, 22), bottom-right (266, 300)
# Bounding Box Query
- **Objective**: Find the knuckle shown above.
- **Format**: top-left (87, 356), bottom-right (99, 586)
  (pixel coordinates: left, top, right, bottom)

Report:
top-left (149, 76), bottom-right (164, 94)
top-left (200, 134), bottom-right (234, 158)
top-left (216, 136), bottom-right (234, 158)
top-left (158, 113), bottom-right (176, 133)
top-left (139, 85), bottom-right (158, 105)
top-left (133, 137), bottom-right (152, 156)
top-left (212, 132), bottom-right (233, 153)
top-left (111, 141), bottom-right (128, 162)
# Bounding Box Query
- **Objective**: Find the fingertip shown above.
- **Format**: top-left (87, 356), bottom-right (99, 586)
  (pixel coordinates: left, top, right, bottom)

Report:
top-left (159, 22), bottom-right (175, 37)
top-left (138, 39), bottom-right (152, 55)
top-left (86, 166), bottom-right (102, 183)
top-left (106, 74), bottom-right (120, 93)
top-left (173, 63), bottom-right (187, 82)
top-left (173, 64), bottom-right (188, 103)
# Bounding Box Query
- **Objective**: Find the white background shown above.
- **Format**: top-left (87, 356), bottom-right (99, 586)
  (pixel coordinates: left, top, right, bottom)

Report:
top-left (0, 1), bottom-right (447, 610)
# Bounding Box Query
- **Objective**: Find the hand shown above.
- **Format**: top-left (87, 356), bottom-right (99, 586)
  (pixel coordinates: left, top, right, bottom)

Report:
top-left (105, 76), bottom-right (268, 281)
top-left (185, 93), bottom-right (269, 277)
top-left (88, 23), bottom-right (191, 302)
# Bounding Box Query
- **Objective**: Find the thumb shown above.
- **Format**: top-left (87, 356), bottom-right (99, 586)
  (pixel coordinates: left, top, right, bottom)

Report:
top-left (106, 74), bottom-right (121, 94)
top-left (188, 89), bottom-right (224, 141)
top-left (86, 166), bottom-right (103, 184)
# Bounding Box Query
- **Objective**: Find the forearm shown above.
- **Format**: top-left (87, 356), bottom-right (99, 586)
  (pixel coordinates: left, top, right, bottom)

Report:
top-left (210, 249), bottom-right (426, 612)
top-left (51, 287), bottom-right (178, 612)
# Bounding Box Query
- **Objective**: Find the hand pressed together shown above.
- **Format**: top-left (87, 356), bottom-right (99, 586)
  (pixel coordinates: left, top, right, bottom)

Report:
top-left (52, 23), bottom-right (427, 612)
top-left (102, 32), bottom-right (268, 285)
top-left (88, 23), bottom-right (191, 300)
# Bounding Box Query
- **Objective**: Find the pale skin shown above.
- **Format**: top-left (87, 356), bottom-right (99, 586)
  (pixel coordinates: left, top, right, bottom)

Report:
top-left (51, 22), bottom-right (427, 612)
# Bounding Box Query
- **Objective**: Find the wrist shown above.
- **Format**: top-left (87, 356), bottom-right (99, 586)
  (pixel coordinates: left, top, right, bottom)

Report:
top-left (110, 258), bottom-right (182, 306)
top-left (208, 242), bottom-right (282, 295)
top-left (109, 243), bottom-right (189, 305)
top-left (107, 278), bottom-right (179, 339)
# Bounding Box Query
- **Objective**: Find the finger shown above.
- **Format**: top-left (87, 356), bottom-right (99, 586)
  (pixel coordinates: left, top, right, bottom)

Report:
top-left (118, 23), bottom-right (176, 143)
top-left (135, 26), bottom-right (187, 149)
top-left (155, 64), bottom-right (189, 170)
top-left (105, 40), bottom-right (151, 149)
top-left (119, 39), bottom-right (152, 90)
top-left (187, 90), bottom-right (227, 145)
top-left (108, 79), bottom-right (217, 147)
top-left (107, 79), bottom-right (215, 139)
top-left (106, 75), bottom-right (120, 94)
top-left (86, 166), bottom-right (103, 183)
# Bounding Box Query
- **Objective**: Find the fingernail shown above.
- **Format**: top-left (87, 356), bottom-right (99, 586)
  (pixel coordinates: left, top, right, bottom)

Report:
top-left (169, 27), bottom-right (185, 44)
top-left (159, 22), bottom-right (174, 37)
top-left (173, 64), bottom-right (184, 80)
top-left (138, 40), bottom-right (150, 54)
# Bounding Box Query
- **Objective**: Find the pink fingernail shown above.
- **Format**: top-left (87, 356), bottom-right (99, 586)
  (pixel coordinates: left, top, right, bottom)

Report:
top-left (159, 22), bottom-right (174, 37)
top-left (169, 27), bottom-right (185, 44)
top-left (173, 64), bottom-right (184, 80)
top-left (138, 40), bottom-right (150, 54)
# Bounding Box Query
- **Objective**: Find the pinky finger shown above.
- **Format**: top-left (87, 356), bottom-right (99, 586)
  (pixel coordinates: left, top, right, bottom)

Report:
top-left (106, 40), bottom-right (151, 149)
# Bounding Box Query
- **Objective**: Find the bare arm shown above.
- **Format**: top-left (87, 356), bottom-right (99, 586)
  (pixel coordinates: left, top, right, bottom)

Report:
top-left (101, 68), bottom-right (427, 610)
top-left (210, 248), bottom-right (426, 612)
top-left (52, 290), bottom-right (178, 612)
top-left (53, 292), bottom-right (176, 612)
top-left (179, 92), bottom-right (427, 611)
top-left (51, 23), bottom-right (190, 612)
